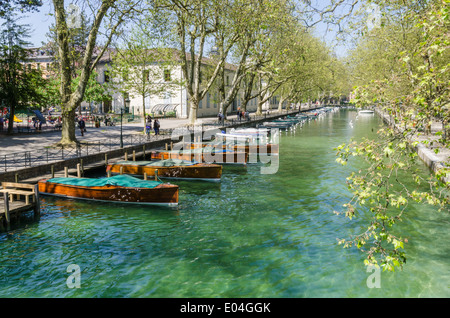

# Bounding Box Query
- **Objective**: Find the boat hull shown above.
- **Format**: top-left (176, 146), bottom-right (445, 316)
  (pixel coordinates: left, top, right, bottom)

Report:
top-left (151, 151), bottom-right (248, 164)
top-left (107, 162), bottom-right (222, 181)
top-left (38, 179), bottom-right (179, 206)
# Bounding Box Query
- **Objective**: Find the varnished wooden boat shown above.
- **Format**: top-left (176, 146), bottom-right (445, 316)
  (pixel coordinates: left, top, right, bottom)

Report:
top-left (151, 148), bottom-right (248, 164)
top-left (38, 175), bottom-right (179, 206)
top-left (186, 142), bottom-right (279, 155)
top-left (107, 159), bottom-right (222, 182)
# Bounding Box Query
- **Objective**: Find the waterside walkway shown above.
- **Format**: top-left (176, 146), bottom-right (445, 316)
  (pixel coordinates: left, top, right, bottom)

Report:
top-left (375, 108), bottom-right (449, 184)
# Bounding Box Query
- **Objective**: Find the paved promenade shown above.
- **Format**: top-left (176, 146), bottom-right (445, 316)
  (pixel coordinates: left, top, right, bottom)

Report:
top-left (0, 114), bottom-right (232, 155)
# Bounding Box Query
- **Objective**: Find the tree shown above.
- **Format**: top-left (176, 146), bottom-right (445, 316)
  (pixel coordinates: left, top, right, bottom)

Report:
top-left (51, 0), bottom-right (142, 145)
top-left (335, 0), bottom-right (450, 272)
top-left (107, 26), bottom-right (180, 130)
top-left (0, 14), bottom-right (45, 134)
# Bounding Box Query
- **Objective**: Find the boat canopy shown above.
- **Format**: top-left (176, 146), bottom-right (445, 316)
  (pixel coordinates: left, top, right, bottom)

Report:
top-left (47, 175), bottom-right (162, 188)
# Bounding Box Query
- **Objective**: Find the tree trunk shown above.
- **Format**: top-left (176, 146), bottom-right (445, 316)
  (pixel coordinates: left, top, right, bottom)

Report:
top-left (188, 99), bottom-right (198, 125)
top-left (60, 108), bottom-right (77, 145)
top-left (277, 96), bottom-right (285, 113)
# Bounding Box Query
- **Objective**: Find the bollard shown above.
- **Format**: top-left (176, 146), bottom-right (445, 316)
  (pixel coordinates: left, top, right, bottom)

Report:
top-left (120, 166), bottom-right (123, 175)
top-left (144, 172), bottom-right (147, 180)
top-left (77, 163), bottom-right (81, 178)
top-left (64, 167), bottom-right (68, 178)
top-left (51, 165), bottom-right (55, 178)
top-left (133, 150), bottom-right (136, 161)
top-left (154, 169), bottom-right (158, 181)
top-left (105, 154), bottom-right (108, 166)
top-left (125, 151), bottom-right (128, 161)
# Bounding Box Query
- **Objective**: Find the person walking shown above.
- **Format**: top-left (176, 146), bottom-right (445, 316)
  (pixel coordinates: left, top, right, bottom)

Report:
top-left (145, 117), bottom-right (152, 140)
top-left (78, 117), bottom-right (86, 136)
top-left (0, 116), bottom-right (3, 132)
top-left (154, 119), bottom-right (160, 135)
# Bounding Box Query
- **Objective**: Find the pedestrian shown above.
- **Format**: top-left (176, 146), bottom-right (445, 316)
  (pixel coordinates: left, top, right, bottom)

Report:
top-left (218, 112), bottom-right (222, 124)
top-left (0, 116), bottom-right (3, 132)
top-left (154, 119), bottom-right (160, 135)
top-left (145, 117), bottom-right (152, 139)
top-left (245, 111), bottom-right (250, 121)
top-left (237, 108), bottom-right (241, 121)
top-left (78, 117), bottom-right (86, 136)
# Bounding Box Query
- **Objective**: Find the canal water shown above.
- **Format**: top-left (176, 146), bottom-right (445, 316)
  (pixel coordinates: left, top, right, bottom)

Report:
top-left (0, 109), bottom-right (448, 297)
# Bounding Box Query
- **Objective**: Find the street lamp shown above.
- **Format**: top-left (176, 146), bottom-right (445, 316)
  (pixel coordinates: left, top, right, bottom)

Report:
top-left (121, 98), bottom-right (130, 148)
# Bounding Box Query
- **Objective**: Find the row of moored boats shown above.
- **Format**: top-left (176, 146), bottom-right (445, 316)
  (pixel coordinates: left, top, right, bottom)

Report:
top-left (38, 128), bottom-right (280, 207)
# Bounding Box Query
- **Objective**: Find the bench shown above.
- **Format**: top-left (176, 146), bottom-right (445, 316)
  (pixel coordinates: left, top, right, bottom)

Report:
top-left (0, 182), bottom-right (36, 205)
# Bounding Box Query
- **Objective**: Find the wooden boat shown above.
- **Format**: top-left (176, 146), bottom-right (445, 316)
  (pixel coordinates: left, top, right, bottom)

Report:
top-left (186, 141), bottom-right (279, 155)
top-left (107, 159), bottom-right (222, 182)
top-left (358, 109), bottom-right (374, 114)
top-left (151, 148), bottom-right (248, 164)
top-left (38, 174), bottom-right (179, 206)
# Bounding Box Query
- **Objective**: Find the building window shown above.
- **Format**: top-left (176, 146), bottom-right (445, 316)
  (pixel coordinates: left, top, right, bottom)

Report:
top-left (199, 99), bottom-right (202, 109)
top-left (164, 69), bottom-right (171, 82)
top-left (207, 93), bottom-right (210, 108)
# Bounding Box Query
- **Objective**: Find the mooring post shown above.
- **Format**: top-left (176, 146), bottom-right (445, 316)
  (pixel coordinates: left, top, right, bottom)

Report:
top-left (64, 167), bottom-right (68, 178)
top-left (15, 173), bottom-right (18, 183)
top-left (125, 151), bottom-right (128, 161)
top-left (33, 184), bottom-right (40, 218)
top-left (107, 170), bottom-right (111, 178)
top-left (154, 169), bottom-right (158, 181)
top-left (77, 163), bottom-right (81, 178)
top-left (3, 191), bottom-right (10, 226)
top-left (120, 166), bottom-right (123, 175)
top-left (133, 150), bottom-right (136, 161)
top-left (144, 172), bottom-right (147, 180)
top-left (105, 154), bottom-right (108, 166)
top-left (80, 159), bottom-right (84, 176)
top-left (51, 165), bottom-right (55, 178)
top-left (143, 145), bottom-right (146, 160)
top-left (165, 143), bottom-right (168, 151)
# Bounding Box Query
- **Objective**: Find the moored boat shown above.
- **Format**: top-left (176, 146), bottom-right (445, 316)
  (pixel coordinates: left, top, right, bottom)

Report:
top-left (151, 148), bottom-right (248, 164)
top-left (107, 159), bottom-right (222, 182)
top-left (38, 174), bottom-right (179, 206)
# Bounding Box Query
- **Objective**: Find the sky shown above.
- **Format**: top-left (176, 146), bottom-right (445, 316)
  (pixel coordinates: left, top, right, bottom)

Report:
top-left (16, 0), bottom-right (354, 58)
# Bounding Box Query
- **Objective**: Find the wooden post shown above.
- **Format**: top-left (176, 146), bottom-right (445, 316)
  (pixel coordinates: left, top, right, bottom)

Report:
top-left (154, 169), bottom-right (158, 181)
top-left (33, 184), bottom-right (40, 218)
top-left (170, 142), bottom-right (173, 150)
top-left (80, 159), bottom-right (84, 176)
top-left (107, 170), bottom-right (111, 178)
top-left (133, 150), bottom-right (136, 161)
top-left (64, 167), bottom-right (68, 178)
top-left (125, 151), bottom-right (128, 161)
top-left (143, 145), bottom-right (146, 159)
top-left (3, 192), bottom-right (10, 226)
top-left (144, 172), bottom-right (147, 180)
top-left (105, 154), bottom-right (108, 166)
top-left (165, 143), bottom-right (168, 151)
top-left (15, 173), bottom-right (18, 183)
top-left (77, 163), bottom-right (81, 178)
top-left (120, 166), bottom-right (123, 175)
top-left (51, 165), bottom-right (55, 178)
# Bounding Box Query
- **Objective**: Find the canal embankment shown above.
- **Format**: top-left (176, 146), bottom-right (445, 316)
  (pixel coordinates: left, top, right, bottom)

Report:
top-left (375, 108), bottom-right (449, 184)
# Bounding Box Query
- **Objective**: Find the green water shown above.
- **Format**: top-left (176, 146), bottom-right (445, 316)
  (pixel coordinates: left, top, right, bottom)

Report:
top-left (0, 109), bottom-right (449, 297)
